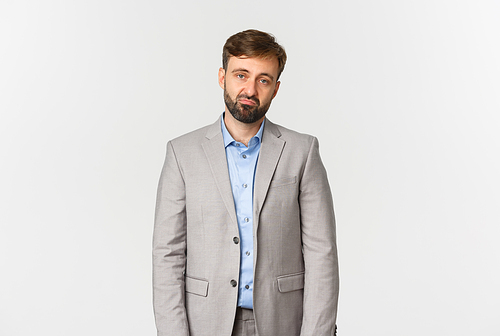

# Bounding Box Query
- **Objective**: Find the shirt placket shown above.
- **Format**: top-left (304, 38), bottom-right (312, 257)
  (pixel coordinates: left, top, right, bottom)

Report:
top-left (239, 142), bottom-right (254, 303)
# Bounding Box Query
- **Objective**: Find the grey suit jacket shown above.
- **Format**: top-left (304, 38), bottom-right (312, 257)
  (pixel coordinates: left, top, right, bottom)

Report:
top-left (153, 116), bottom-right (339, 336)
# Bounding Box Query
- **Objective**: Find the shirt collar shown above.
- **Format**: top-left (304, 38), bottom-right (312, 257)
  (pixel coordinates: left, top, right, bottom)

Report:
top-left (221, 113), bottom-right (265, 148)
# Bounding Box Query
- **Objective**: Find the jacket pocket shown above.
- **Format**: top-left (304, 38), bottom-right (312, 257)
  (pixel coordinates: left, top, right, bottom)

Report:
top-left (277, 271), bottom-right (305, 293)
top-left (185, 275), bottom-right (209, 297)
top-left (270, 176), bottom-right (297, 188)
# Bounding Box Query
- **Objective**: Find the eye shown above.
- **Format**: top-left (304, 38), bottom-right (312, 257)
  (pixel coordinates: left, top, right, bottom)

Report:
top-left (260, 79), bottom-right (269, 85)
top-left (237, 74), bottom-right (245, 79)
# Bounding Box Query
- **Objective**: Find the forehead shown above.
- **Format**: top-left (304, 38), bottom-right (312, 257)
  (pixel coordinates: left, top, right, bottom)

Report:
top-left (227, 56), bottom-right (279, 78)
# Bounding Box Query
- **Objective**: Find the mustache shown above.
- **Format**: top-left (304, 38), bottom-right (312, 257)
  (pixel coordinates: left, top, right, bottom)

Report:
top-left (237, 95), bottom-right (259, 105)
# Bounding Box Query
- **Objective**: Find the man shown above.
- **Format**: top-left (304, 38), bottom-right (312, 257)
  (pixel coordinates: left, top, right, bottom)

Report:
top-left (153, 29), bottom-right (339, 336)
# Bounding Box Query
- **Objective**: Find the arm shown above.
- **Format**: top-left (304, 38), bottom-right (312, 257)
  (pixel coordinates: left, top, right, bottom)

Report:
top-left (299, 137), bottom-right (339, 335)
top-left (153, 141), bottom-right (189, 336)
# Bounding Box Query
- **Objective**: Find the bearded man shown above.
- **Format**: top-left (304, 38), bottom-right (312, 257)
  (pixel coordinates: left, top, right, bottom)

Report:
top-left (153, 29), bottom-right (339, 336)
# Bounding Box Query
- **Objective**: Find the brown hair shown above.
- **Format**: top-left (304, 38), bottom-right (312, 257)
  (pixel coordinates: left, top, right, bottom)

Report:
top-left (222, 29), bottom-right (287, 80)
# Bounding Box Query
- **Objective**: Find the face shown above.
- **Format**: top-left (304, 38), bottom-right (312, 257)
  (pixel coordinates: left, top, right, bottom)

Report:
top-left (218, 56), bottom-right (281, 124)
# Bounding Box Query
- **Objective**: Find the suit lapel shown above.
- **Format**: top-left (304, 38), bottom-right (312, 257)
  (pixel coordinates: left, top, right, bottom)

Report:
top-left (254, 119), bottom-right (285, 230)
top-left (202, 117), bottom-right (238, 226)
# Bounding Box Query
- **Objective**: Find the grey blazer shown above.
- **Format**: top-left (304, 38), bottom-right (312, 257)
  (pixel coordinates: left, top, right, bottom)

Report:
top-left (153, 116), bottom-right (339, 336)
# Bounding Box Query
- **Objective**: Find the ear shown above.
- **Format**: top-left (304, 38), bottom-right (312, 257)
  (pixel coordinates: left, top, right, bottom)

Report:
top-left (272, 81), bottom-right (281, 99)
top-left (218, 67), bottom-right (225, 89)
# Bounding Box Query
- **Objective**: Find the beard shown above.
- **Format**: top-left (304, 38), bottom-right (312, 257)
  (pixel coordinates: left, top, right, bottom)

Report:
top-left (224, 86), bottom-right (272, 124)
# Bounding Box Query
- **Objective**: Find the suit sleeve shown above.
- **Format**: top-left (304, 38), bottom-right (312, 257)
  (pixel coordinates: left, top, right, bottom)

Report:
top-left (153, 141), bottom-right (190, 336)
top-left (299, 137), bottom-right (340, 335)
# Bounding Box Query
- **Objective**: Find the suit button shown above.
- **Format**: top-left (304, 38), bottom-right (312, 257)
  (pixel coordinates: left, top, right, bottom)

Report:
top-left (233, 237), bottom-right (239, 244)
top-left (230, 279), bottom-right (237, 287)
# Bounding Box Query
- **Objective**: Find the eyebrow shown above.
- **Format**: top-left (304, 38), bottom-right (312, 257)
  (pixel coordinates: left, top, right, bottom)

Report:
top-left (231, 68), bottom-right (275, 82)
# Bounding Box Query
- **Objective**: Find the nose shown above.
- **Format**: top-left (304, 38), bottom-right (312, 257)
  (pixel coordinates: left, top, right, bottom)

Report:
top-left (243, 80), bottom-right (257, 97)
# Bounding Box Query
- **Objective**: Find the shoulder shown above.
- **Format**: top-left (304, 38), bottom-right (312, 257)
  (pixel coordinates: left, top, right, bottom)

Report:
top-left (166, 116), bottom-right (222, 154)
top-left (266, 119), bottom-right (318, 151)
top-left (169, 124), bottom-right (211, 146)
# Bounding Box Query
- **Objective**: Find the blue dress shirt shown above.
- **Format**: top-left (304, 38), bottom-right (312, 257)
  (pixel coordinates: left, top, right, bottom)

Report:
top-left (221, 114), bottom-right (264, 309)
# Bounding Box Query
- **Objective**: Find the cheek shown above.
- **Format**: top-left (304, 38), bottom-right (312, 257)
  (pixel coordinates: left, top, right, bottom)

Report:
top-left (262, 89), bottom-right (276, 102)
top-left (226, 81), bottom-right (241, 95)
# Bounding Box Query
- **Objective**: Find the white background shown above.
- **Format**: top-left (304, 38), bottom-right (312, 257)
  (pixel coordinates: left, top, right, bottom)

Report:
top-left (1, 0), bottom-right (499, 335)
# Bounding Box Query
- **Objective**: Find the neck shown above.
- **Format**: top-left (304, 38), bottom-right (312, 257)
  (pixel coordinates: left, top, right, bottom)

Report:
top-left (223, 111), bottom-right (264, 147)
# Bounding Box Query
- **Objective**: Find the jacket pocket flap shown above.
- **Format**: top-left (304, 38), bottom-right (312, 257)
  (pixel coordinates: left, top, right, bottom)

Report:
top-left (277, 272), bottom-right (305, 293)
top-left (270, 176), bottom-right (297, 188)
top-left (185, 275), bottom-right (209, 297)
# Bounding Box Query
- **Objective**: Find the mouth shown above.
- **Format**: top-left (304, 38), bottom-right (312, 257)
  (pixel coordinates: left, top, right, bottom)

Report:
top-left (238, 98), bottom-right (258, 106)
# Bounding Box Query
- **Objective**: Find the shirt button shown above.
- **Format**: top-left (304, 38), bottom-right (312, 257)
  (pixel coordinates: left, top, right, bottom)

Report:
top-left (244, 218), bottom-right (249, 222)
top-left (242, 183), bottom-right (247, 188)
top-left (230, 279), bottom-right (237, 287)
top-left (236, 143), bottom-right (240, 147)
top-left (245, 285), bottom-right (250, 289)
top-left (242, 154), bottom-right (247, 159)
top-left (245, 251), bottom-right (250, 256)
top-left (233, 237), bottom-right (239, 244)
